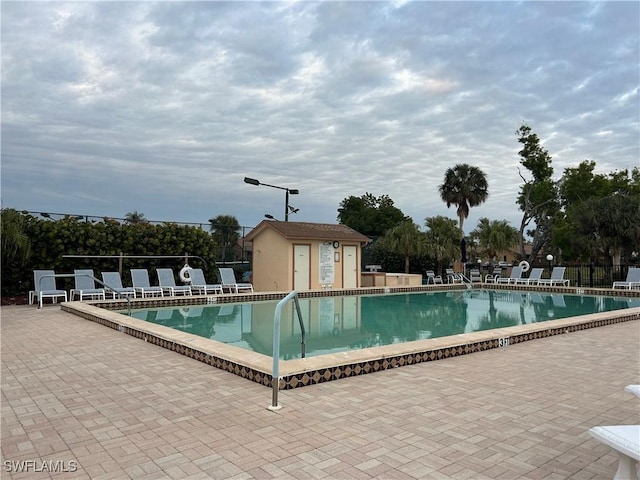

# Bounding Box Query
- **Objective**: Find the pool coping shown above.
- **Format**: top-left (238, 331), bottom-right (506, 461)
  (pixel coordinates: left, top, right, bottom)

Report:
top-left (61, 284), bottom-right (640, 390)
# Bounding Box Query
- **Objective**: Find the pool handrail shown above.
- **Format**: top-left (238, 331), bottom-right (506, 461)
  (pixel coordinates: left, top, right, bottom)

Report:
top-left (269, 290), bottom-right (305, 411)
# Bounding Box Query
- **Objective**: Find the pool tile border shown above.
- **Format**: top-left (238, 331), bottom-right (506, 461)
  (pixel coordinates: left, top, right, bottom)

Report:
top-left (61, 284), bottom-right (640, 390)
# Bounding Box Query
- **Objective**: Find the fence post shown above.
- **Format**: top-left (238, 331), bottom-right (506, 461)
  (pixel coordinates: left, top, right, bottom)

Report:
top-left (589, 263), bottom-right (594, 288)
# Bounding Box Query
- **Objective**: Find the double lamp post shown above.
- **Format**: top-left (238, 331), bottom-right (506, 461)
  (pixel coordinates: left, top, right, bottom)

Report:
top-left (243, 177), bottom-right (299, 222)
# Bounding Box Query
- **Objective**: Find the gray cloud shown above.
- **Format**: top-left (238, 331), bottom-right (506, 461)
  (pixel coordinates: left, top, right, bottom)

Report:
top-left (2, 1), bottom-right (638, 233)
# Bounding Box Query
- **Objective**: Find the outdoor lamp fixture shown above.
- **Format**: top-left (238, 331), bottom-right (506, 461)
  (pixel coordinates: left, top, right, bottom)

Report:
top-left (244, 177), bottom-right (299, 221)
top-left (546, 254), bottom-right (554, 272)
top-left (264, 214), bottom-right (276, 220)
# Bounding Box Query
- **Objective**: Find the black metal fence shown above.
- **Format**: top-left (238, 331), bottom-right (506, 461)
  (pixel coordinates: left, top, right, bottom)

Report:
top-left (495, 263), bottom-right (637, 289)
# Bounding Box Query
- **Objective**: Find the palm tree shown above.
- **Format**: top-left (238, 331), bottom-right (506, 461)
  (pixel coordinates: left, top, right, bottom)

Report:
top-left (470, 217), bottom-right (519, 266)
top-left (209, 215), bottom-right (241, 262)
top-left (424, 215), bottom-right (460, 272)
top-left (438, 164), bottom-right (489, 235)
top-left (124, 211), bottom-right (147, 224)
top-left (381, 220), bottom-right (426, 273)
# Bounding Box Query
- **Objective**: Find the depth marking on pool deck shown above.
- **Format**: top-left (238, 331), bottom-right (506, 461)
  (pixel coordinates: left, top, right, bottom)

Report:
top-left (62, 285), bottom-right (640, 389)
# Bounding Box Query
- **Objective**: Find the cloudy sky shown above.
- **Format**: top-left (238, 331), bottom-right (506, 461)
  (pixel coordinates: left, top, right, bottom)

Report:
top-left (2, 1), bottom-right (638, 234)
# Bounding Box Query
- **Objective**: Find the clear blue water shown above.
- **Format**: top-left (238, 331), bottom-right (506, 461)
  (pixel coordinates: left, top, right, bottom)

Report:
top-left (125, 290), bottom-right (637, 360)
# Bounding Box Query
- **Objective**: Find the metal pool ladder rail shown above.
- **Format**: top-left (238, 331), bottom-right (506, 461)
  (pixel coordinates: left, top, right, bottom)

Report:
top-left (268, 290), bottom-right (305, 411)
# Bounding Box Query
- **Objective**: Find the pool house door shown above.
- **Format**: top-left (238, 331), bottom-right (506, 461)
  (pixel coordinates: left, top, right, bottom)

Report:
top-left (343, 245), bottom-right (358, 288)
top-left (293, 244), bottom-right (310, 290)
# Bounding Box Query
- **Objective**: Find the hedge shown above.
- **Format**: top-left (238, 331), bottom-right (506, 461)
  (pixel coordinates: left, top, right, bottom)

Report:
top-left (1, 214), bottom-right (219, 297)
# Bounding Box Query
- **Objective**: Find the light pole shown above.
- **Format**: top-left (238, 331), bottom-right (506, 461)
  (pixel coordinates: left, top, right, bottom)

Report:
top-left (546, 254), bottom-right (554, 274)
top-left (244, 177), bottom-right (299, 221)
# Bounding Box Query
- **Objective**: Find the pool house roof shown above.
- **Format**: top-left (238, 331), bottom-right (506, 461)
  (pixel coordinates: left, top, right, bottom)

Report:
top-left (245, 220), bottom-right (371, 244)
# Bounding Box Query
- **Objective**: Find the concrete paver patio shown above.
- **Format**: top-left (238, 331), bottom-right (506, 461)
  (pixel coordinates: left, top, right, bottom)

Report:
top-left (1, 305), bottom-right (638, 479)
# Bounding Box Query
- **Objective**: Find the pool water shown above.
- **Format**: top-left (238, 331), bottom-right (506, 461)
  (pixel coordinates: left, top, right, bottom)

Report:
top-left (127, 290), bottom-right (636, 360)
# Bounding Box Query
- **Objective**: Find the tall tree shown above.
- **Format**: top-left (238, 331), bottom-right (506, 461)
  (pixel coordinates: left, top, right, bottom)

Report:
top-left (379, 220), bottom-right (426, 273)
top-left (337, 193), bottom-right (407, 237)
top-left (558, 162), bottom-right (640, 263)
top-left (438, 164), bottom-right (489, 235)
top-left (558, 160), bottom-right (611, 207)
top-left (209, 214), bottom-right (241, 262)
top-left (470, 217), bottom-right (519, 266)
top-left (515, 124), bottom-right (559, 262)
top-left (124, 211), bottom-right (147, 225)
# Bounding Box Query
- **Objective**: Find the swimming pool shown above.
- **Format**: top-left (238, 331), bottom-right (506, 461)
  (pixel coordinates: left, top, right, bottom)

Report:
top-left (126, 290), bottom-right (637, 360)
top-left (63, 284), bottom-right (640, 389)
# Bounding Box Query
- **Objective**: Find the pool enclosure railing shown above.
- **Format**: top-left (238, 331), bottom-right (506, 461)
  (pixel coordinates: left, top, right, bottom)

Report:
top-left (269, 290), bottom-right (305, 411)
top-left (427, 264), bottom-right (640, 288)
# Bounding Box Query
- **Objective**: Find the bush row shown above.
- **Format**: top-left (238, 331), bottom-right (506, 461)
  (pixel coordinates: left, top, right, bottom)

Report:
top-left (2, 215), bottom-right (219, 297)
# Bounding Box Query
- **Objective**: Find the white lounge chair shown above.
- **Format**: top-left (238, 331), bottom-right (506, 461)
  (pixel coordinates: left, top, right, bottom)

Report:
top-left (425, 270), bottom-right (443, 284)
top-left (32, 270), bottom-right (68, 308)
top-left (484, 266), bottom-right (502, 283)
top-left (130, 269), bottom-right (164, 298)
top-left (101, 272), bottom-right (137, 299)
top-left (70, 269), bottom-right (106, 301)
top-left (157, 268), bottom-right (192, 296)
top-left (538, 266), bottom-right (570, 287)
top-left (445, 268), bottom-right (463, 284)
top-left (625, 385), bottom-right (640, 398)
top-left (497, 266), bottom-right (522, 284)
top-left (613, 267), bottom-right (640, 290)
top-left (516, 267), bottom-right (544, 285)
top-left (469, 269), bottom-right (482, 283)
top-left (189, 268), bottom-right (223, 295)
top-left (218, 267), bottom-right (253, 293)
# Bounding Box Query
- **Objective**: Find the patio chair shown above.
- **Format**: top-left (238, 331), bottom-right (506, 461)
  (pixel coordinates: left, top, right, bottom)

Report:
top-left (484, 266), bottom-right (502, 283)
top-left (101, 272), bottom-right (137, 299)
top-left (130, 269), bottom-right (164, 298)
top-left (445, 268), bottom-right (463, 284)
top-left (516, 267), bottom-right (544, 285)
top-left (425, 270), bottom-right (443, 284)
top-left (32, 270), bottom-right (68, 308)
top-left (589, 385), bottom-right (640, 480)
top-left (70, 269), bottom-right (106, 301)
top-left (218, 267), bottom-right (254, 293)
top-left (496, 266), bottom-right (522, 284)
top-left (612, 267), bottom-right (640, 290)
top-left (189, 268), bottom-right (223, 295)
top-left (625, 385), bottom-right (640, 398)
top-left (157, 268), bottom-right (192, 296)
top-left (469, 269), bottom-right (482, 283)
top-left (538, 267), bottom-right (570, 287)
